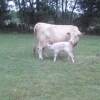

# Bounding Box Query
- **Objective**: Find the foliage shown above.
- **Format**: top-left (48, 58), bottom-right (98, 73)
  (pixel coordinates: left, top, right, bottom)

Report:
top-left (0, 0), bottom-right (10, 27)
top-left (0, 0), bottom-right (100, 34)
top-left (77, 0), bottom-right (100, 34)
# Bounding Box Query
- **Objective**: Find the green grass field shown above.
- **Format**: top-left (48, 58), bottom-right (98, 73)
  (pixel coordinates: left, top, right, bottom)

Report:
top-left (0, 33), bottom-right (100, 100)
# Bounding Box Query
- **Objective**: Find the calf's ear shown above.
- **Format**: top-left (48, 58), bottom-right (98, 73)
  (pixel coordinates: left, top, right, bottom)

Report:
top-left (47, 43), bottom-right (51, 47)
top-left (67, 32), bottom-right (70, 36)
top-left (66, 32), bottom-right (71, 40)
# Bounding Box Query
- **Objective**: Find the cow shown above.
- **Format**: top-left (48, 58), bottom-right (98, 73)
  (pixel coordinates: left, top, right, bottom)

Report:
top-left (33, 22), bottom-right (82, 60)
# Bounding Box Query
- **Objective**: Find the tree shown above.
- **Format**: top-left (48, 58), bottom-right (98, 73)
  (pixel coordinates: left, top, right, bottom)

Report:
top-left (0, 0), bottom-right (10, 27)
top-left (78, 0), bottom-right (100, 34)
top-left (70, 0), bottom-right (78, 24)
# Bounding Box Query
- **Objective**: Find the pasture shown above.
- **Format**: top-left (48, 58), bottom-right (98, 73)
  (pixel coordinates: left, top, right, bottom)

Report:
top-left (0, 33), bottom-right (100, 100)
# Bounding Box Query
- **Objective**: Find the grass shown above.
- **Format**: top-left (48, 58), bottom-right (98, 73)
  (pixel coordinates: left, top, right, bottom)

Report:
top-left (0, 33), bottom-right (100, 100)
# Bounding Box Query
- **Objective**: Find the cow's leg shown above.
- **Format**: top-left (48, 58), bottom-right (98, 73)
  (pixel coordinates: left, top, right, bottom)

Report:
top-left (38, 47), bottom-right (43, 60)
top-left (33, 45), bottom-right (37, 56)
top-left (37, 41), bottom-right (44, 60)
top-left (42, 47), bottom-right (48, 58)
top-left (67, 51), bottom-right (75, 63)
top-left (54, 51), bottom-right (58, 62)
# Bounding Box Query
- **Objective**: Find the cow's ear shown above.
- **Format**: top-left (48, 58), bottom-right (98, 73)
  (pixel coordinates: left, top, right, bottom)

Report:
top-left (78, 32), bottom-right (83, 37)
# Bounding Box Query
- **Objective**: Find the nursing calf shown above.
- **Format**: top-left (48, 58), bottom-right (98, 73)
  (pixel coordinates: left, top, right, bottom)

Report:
top-left (47, 41), bottom-right (75, 63)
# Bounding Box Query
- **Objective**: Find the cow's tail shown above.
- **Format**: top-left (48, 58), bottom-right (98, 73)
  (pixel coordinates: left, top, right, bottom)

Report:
top-left (33, 23), bottom-right (38, 56)
top-left (33, 24), bottom-right (37, 36)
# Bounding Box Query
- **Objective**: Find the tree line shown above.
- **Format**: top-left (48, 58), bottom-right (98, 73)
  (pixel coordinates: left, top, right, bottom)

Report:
top-left (0, 0), bottom-right (100, 34)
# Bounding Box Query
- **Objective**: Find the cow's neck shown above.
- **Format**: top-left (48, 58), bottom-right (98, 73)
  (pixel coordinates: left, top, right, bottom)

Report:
top-left (69, 41), bottom-right (77, 47)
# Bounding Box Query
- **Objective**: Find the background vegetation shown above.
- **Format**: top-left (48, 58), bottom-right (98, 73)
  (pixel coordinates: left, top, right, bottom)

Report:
top-left (0, 0), bottom-right (100, 34)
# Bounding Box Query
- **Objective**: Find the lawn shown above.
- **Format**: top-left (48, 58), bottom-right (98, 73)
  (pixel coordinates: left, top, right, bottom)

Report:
top-left (0, 33), bottom-right (100, 100)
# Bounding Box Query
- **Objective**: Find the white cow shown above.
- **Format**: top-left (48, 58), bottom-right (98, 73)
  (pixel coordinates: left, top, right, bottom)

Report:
top-left (34, 22), bottom-right (81, 60)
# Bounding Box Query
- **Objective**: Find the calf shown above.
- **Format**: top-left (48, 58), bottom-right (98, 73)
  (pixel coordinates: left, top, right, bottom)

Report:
top-left (47, 41), bottom-right (75, 63)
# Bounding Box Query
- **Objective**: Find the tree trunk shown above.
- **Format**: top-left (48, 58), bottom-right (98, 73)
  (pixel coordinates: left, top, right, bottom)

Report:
top-left (36, 0), bottom-right (40, 12)
top-left (64, 0), bottom-right (68, 24)
top-left (55, 0), bottom-right (59, 23)
top-left (70, 0), bottom-right (78, 24)
top-left (62, 0), bottom-right (64, 17)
